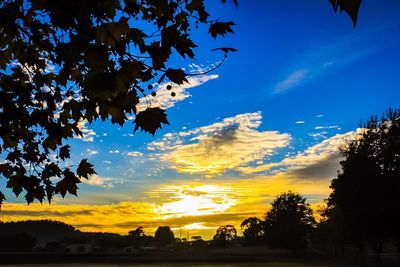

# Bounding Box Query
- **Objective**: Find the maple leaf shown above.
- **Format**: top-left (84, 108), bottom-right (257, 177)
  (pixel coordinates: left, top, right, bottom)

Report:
top-left (77, 159), bottom-right (96, 179)
top-left (59, 145), bottom-right (71, 161)
top-left (134, 107), bottom-right (170, 136)
top-left (165, 68), bottom-right (188, 85)
top-left (329, 0), bottom-right (361, 27)
top-left (56, 169), bottom-right (81, 197)
top-left (209, 22), bottom-right (235, 38)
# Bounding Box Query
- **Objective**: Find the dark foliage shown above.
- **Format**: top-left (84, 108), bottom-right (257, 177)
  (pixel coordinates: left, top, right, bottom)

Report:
top-left (0, 232), bottom-right (36, 251)
top-left (0, 0), bottom-right (237, 206)
top-left (327, 108), bottom-right (400, 256)
top-left (264, 192), bottom-right (316, 252)
top-left (154, 226), bottom-right (175, 246)
top-left (0, 219), bottom-right (78, 248)
top-left (240, 217), bottom-right (264, 246)
top-left (212, 224), bottom-right (237, 247)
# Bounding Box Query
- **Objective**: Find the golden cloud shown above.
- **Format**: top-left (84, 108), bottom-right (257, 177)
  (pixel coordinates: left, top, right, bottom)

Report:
top-left (148, 112), bottom-right (291, 175)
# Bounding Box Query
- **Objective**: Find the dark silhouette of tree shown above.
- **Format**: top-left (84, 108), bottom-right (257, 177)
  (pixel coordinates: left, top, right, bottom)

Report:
top-left (327, 108), bottom-right (400, 258)
top-left (240, 217), bottom-right (264, 246)
top-left (154, 226), bottom-right (175, 247)
top-left (213, 225), bottom-right (237, 247)
top-left (191, 235), bottom-right (203, 242)
top-left (312, 204), bottom-right (348, 256)
top-left (0, 219), bottom-right (78, 245)
top-left (0, 232), bottom-right (36, 251)
top-left (264, 192), bottom-right (316, 253)
top-left (0, 0), bottom-right (362, 208)
top-left (0, 0), bottom-right (236, 207)
top-left (128, 226), bottom-right (145, 239)
top-left (191, 235), bottom-right (207, 248)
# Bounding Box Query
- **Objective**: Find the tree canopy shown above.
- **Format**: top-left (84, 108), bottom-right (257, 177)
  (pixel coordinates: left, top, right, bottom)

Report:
top-left (327, 108), bottom-right (400, 255)
top-left (240, 217), bottom-right (264, 246)
top-left (0, 0), bottom-right (237, 207)
top-left (154, 226), bottom-right (175, 246)
top-left (212, 224), bottom-right (237, 247)
top-left (264, 192), bottom-right (315, 252)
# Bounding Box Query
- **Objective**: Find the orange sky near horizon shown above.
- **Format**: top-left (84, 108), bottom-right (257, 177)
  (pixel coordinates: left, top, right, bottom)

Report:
top-left (1, 173), bottom-right (329, 240)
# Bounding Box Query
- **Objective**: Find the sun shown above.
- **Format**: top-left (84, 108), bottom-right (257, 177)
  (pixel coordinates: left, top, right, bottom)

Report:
top-left (154, 185), bottom-right (236, 218)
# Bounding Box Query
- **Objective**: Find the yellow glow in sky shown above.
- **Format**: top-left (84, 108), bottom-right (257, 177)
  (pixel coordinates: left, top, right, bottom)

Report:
top-left (0, 174), bottom-right (330, 240)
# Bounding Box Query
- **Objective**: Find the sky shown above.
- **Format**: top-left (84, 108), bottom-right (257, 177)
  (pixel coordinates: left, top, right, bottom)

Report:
top-left (1, 1), bottom-right (400, 240)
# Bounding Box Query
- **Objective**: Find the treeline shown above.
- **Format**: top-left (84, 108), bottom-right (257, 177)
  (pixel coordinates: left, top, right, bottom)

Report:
top-left (0, 220), bottom-right (79, 251)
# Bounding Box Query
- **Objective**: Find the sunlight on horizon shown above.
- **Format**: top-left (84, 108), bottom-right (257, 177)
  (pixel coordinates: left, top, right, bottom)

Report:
top-left (153, 185), bottom-right (237, 218)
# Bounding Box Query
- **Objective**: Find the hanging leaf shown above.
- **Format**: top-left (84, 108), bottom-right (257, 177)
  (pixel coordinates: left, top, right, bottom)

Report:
top-left (212, 47), bottom-right (238, 53)
top-left (134, 107), bottom-right (170, 136)
top-left (329, 0), bottom-right (362, 27)
top-left (59, 145), bottom-right (71, 160)
top-left (209, 22), bottom-right (235, 38)
top-left (77, 159), bottom-right (96, 179)
top-left (165, 68), bottom-right (188, 85)
top-left (56, 169), bottom-right (81, 197)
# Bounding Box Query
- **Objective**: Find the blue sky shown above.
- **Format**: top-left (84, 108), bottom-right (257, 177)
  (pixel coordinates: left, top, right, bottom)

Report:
top-left (2, 1), bottom-right (400, 238)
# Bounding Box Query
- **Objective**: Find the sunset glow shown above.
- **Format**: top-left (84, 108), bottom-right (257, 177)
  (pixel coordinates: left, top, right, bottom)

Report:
top-left (1, 1), bottom-right (400, 241)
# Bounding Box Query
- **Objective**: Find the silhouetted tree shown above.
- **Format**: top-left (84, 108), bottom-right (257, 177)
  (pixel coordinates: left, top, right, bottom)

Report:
top-left (312, 204), bottom-right (348, 256)
top-left (0, 219), bottom-right (78, 245)
top-left (128, 226), bottom-right (145, 239)
top-left (154, 226), bottom-right (175, 247)
top-left (0, 232), bottom-right (36, 251)
top-left (327, 108), bottom-right (400, 258)
top-left (191, 235), bottom-right (203, 242)
top-left (240, 217), bottom-right (264, 246)
top-left (264, 192), bottom-right (316, 253)
top-left (213, 225), bottom-right (237, 247)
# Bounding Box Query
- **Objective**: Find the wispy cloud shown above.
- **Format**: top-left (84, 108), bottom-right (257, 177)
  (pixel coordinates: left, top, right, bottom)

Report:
top-left (273, 69), bottom-right (310, 93)
top-left (314, 125), bottom-right (339, 130)
top-left (271, 32), bottom-right (381, 94)
top-left (296, 120), bottom-right (305, 124)
top-left (148, 112), bottom-right (291, 175)
top-left (137, 74), bottom-right (218, 112)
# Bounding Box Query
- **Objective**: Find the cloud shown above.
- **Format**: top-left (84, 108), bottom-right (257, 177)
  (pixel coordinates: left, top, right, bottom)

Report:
top-left (148, 112), bottom-right (291, 175)
top-left (127, 151), bottom-right (143, 157)
top-left (148, 184), bottom-right (237, 218)
top-left (314, 125), bottom-right (339, 130)
top-left (296, 120), bottom-right (305, 124)
top-left (238, 130), bottom-right (361, 180)
top-left (83, 174), bottom-right (114, 188)
top-left (76, 120), bottom-right (96, 142)
top-left (273, 69), bottom-right (309, 93)
top-left (136, 74), bottom-right (218, 112)
top-left (85, 149), bottom-right (98, 156)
